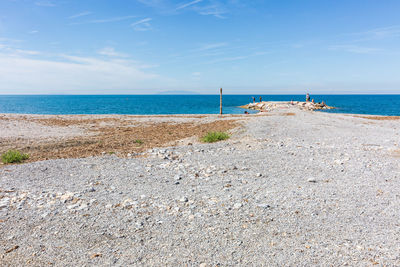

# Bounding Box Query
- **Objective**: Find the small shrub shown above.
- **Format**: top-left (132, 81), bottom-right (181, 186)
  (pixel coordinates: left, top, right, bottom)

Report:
top-left (201, 131), bottom-right (230, 143)
top-left (1, 150), bottom-right (29, 164)
top-left (134, 139), bottom-right (143, 144)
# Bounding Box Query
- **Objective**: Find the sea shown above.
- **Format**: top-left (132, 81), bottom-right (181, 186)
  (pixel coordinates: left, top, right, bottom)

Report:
top-left (0, 95), bottom-right (399, 116)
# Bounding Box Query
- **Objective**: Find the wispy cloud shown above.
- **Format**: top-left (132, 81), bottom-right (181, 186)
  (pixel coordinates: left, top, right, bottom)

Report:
top-left (137, 0), bottom-right (165, 8)
top-left (206, 55), bottom-right (248, 64)
top-left (195, 42), bottom-right (228, 51)
top-left (29, 30), bottom-right (39, 34)
top-left (35, 1), bottom-right (55, 7)
top-left (0, 52), bottom-right (159, 93)
top-left (98, 47), bottom-right (129, 58)
top-left (329, 45), bottom-right (382, 54)
top-left (137, 0), bottom-right (228, 18)
top-left (131, 18), bottom-right (152, 31)
top-left (196, 4), bottom-right (227, 18)
top-left (200, 50), bottom-right (269, 64)
top-left (70, 16), bottom-right (137, 25)
top-left (68, 11), bottom-right (92, 19)
top-left (191, 72), bottom-right (201, 80)
top-left (0, 37), bottom-right (23, 43)
top-left (13, 49), bottom-right (41, 55)
top-left (347, 25), bottom-right (400, 42)
top-left (362, 26), bottom-right (400, 40)
top-left (176, 0), bottom-right (203, 10)
top-left (0, 43), bottom-right (40, 56)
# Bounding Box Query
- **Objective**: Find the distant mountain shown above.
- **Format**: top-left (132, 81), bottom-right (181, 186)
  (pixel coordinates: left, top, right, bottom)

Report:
top-left (157, 90), bottom-right (199, 95)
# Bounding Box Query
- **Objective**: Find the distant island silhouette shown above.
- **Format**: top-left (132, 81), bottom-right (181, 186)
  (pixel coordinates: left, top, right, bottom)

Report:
top-left (157, 90), bottom-right (199, 95)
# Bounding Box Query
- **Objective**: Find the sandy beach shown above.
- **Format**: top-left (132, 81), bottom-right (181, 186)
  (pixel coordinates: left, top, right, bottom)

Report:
top-left (1, 106), bottom-right (400, 266)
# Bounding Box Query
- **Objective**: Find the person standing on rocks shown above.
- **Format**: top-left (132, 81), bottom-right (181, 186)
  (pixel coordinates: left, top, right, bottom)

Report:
top-left (306, 93), bottom-right (310, 102)
top-left (252, 97), bottom-right (255, 103)
top-left (259, 96), bottom-right (262, 102)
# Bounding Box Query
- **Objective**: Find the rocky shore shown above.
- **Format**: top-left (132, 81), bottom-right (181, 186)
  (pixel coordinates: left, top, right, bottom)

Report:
top-left (1, 109), bottom-right (400, 266)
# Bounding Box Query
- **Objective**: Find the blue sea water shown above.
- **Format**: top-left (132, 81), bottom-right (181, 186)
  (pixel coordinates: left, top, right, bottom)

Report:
top-left (0, 95), bottom-right (399, 116)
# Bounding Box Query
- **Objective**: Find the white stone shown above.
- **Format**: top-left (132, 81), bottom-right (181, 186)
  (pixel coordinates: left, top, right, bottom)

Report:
top-left (0, 197), bottom-right (10, 209)
top-left (59, 192), bottom-right (74, 202)
top-left (174, 175), bottom-right (182, 181)
top-left (233, 203), bottom-right (242, 209)
top-left (179, 197), bottom-right (188, 203)
top-left (67, 203), bottom-right (80, 209)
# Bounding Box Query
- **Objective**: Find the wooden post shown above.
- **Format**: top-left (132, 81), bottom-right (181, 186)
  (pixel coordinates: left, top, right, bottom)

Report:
top-left (219, 88), bottom-right (223, 115)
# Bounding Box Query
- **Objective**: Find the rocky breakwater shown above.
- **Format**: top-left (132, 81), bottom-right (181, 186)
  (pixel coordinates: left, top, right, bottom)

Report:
top-left (241, 101), bottom-right (335, 112)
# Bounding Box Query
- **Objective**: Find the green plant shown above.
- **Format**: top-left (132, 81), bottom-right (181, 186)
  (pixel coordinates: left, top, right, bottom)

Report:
top-left (134, 139), bottom-right (143, 144)
top-left (1, 150), bottom-right (29, 164)
top-left (201, 131), bottom-right (230, 143)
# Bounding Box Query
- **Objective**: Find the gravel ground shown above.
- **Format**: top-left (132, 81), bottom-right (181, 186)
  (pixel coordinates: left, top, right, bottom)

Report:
top-left (1, 108), bottom-right (400, 266)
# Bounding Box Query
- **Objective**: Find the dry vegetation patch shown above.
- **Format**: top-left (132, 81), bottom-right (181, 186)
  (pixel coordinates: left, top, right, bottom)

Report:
top-left (0, 117), bottom-right (239, 163)
top-left (392, 149), bottom-right (400, 158)
top-left (356, 115), bottom-right (400, 120)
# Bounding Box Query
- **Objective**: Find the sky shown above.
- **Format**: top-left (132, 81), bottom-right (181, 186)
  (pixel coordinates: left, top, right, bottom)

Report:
top-left (0, 0), bottom-right (400, 94)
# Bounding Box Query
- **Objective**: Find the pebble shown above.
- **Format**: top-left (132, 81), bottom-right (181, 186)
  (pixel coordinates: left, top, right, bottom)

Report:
top-left (59, 192), bottom-right (74, 203)
top-left (67, 203), bottom-right (80, 209)
top-left (179, 197), bottom-right (189, 203)
top-left (307, 178), bottom-right (317, 183)
top-left (0, 198), bottom-right (10, 209)
top-left (233, 203), bottom-right (242, 209)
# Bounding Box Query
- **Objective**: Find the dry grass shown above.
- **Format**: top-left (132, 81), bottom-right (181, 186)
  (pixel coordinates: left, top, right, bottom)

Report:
top-left (0, 117), bottom-right (239, 163)
top-left (356, 115), bottom-right (400, 121)
top-left (392, 149), bottom-right (400, 158)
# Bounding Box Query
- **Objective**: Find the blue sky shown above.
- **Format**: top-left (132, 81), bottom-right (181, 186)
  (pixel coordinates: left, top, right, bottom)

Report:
top-left (0, 0), bottom-right (400, 94)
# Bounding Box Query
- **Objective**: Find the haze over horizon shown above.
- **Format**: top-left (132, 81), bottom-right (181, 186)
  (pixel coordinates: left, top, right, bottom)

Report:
top-left (1, 0), bottom-right (400, 94)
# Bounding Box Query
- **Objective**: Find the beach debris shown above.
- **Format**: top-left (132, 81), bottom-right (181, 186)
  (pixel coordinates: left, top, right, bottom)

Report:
top-left (307, 178), bottom-right (317, 183)
top-left (90, 253), bottom-right (102, 259)
top-left (5, 245), bottom-right (19, 253)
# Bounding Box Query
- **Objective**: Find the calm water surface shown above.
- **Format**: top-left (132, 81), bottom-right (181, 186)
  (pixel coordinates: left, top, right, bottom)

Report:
top-left (0, 95), bottom-right (399, 116)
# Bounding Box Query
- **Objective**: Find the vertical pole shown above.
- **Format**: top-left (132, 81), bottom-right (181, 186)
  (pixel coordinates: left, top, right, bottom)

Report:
top-left (220, 88), bottom-right (223, 115)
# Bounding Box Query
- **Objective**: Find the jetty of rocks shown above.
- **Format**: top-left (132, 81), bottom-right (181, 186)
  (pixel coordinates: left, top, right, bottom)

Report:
top-left (241, 101), bottom-right (335, 112)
